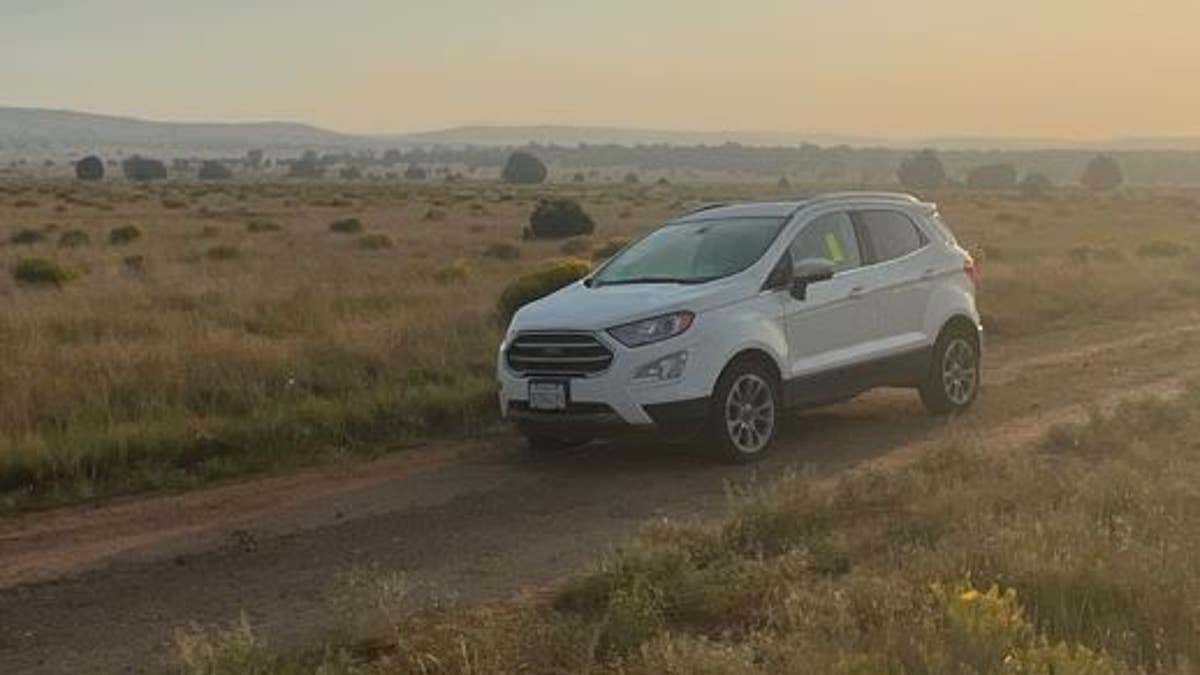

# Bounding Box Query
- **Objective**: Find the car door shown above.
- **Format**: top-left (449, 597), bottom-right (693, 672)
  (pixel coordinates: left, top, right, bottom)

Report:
top-left (852, 209), bottom-right (936, 353)
top-left (780, 210), bottom-right (880, 380)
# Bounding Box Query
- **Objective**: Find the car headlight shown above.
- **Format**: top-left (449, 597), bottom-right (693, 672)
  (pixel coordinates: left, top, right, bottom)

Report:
top-left (607, 311), bottom-right (694, 348)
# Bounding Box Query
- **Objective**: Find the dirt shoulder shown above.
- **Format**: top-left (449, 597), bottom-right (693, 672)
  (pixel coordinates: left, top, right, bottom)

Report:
top-left (2, 310), bottom-right (1199, 674)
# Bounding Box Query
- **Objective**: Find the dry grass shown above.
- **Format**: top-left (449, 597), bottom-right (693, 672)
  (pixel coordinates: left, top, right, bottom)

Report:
top-left (1, 180), bottom-right (1199, 506)
top-left (172, 386), bottom-right (1200, 674)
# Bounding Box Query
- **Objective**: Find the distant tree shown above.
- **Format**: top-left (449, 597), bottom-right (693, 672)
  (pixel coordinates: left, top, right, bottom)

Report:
top-left (382, 149), bottom-right (403, 166)
top-left (340, 165), bottom-right (363, 180)
top-left (246, 149), bottom-right (264, 169)
top-left (624, 171), bottom-right (640, 185)
top-left (1081, 154), bottom-right (1123, 191)
top-left (501, 151), bottom-right (548, 184)
top-left (572, 172), bottom-right (586, 183)
top-left (776, 176), bottom-right (792, 190)
top-left (121, 155), bottom-right (168, 181)
top-left (75, 155), bottom-right (104, 181)
top-left (197, 160), bottom-right (233, 180)
top-left (897, 149), bottom-right (946, 191)
top-left (965, 163), bottom-right (1018, 190)
top-left (287, 151), bottom-right (322, 179)
top-left (404, 164), bottom-right (428, 180)
top-left (1018, 172), bottom-right (1054, 199)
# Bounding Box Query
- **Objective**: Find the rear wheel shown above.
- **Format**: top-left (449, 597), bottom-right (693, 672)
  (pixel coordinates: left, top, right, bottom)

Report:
top-left (708, 358), bottom-right (780, 463)
top-left (919, 324), bottom-right (980, 415)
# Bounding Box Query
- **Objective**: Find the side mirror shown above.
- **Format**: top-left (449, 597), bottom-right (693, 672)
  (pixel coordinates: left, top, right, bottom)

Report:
top-left (790, 258), bottom-right (836, 300)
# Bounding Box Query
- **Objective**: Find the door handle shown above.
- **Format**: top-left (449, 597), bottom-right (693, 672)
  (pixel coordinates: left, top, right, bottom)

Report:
top-left (922, 268), bottom-right (935, 279)
top-left (847, 286), bottom-right (865, 300)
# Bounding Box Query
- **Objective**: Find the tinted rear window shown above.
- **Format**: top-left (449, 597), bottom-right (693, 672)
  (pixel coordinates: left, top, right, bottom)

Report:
top-left (858, 210), bottom-right (927, 262)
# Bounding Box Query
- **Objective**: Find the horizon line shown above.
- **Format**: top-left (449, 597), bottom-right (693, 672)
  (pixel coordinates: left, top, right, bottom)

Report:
top-left (6, 104), bottom-right (1200, 147)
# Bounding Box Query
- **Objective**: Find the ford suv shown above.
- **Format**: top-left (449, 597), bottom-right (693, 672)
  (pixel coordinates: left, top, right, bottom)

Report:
top-left (497, 192), bottom-right (982, 462)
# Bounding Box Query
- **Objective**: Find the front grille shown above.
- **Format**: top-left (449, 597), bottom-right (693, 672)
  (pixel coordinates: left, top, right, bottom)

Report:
top-left (505, 332), bottom-right (613, 377)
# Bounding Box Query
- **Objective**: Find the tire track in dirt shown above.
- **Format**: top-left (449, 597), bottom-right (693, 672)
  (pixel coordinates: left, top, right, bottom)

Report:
top-left (2, 311), bottom-right (1199, 674)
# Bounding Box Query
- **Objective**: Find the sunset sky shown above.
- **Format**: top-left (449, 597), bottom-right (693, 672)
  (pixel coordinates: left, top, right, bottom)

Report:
top-left (3, 0), bottom-right (1198, 139)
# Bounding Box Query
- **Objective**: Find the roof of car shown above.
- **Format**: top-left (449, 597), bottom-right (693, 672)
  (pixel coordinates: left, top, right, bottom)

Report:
top-left (675, 192), bottom-right (921, 222)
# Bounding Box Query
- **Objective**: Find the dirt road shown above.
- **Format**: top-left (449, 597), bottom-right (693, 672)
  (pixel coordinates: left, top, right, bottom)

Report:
top-left (3, 311), bottom-right (1200, 674)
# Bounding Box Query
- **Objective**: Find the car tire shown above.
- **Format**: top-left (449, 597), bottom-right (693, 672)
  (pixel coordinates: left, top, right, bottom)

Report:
top-left (708, 358), bottom-right (781, 463)
top-left (919, 324), bottom-right (981, 415)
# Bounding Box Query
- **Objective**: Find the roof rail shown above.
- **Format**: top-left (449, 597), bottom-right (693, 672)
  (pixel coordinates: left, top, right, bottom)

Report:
top-left (805, 191), bottom-right (919, 206)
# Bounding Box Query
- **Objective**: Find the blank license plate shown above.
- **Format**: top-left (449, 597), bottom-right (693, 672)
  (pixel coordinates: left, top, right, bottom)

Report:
top-left (529, 381), bottom-right (568, 411)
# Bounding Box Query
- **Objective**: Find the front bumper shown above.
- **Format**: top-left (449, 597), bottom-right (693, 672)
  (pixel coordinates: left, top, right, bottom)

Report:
top-left (507, 397), bottom-right (711, 440)
top-left (497, 331), bottom-right (715, 436)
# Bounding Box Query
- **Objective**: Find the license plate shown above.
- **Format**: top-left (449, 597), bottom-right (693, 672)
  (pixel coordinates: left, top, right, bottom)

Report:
top-left (529, 381), bottom-right (568, 411)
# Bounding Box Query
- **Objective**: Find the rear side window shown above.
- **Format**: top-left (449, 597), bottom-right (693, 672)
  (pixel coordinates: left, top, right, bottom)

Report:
top-left (857, 210), bottom-right (927, 263)
top-left (789, 211), bottom-right (862, 273)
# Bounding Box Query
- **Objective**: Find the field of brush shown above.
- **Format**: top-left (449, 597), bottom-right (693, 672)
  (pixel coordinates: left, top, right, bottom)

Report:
top-left (1, 179), bottom-right (1199, 506)
top-left (175, 387), bottom-right (1200, 675)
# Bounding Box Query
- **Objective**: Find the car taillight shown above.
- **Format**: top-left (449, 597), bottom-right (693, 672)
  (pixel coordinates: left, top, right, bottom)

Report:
top-left (963, 254), bottom-right (981, 286)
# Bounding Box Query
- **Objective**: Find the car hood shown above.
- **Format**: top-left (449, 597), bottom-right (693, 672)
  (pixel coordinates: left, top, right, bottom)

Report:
top-left (511, 278), bottom-right (749, 332)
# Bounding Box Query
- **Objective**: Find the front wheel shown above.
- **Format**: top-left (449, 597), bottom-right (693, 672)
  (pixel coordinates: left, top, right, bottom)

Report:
top-left (708, 359), bottom-right (781, 463)
top-left (919, 325), bottom-right (981, 415)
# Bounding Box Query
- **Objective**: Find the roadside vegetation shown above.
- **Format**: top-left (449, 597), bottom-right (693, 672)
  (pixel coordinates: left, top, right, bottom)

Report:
top-left (1, 179), bottom-right (1199, 508)
top-left (174, 385), bottom-right (1200, 674)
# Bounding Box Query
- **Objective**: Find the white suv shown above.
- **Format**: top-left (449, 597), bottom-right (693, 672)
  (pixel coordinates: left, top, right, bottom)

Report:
top-left (497, 192), bottom-right (982, 462)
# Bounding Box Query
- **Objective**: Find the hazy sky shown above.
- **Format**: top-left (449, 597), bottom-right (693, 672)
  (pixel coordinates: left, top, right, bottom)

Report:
top-left (3, 0), bottom-right (1198, 139)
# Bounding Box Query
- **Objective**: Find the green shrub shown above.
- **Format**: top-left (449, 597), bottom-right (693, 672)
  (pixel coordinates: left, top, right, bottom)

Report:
top-left (592, 237), bottom-right (631, 261)
top-left (13, 257), bottom-right (74, 287)
top-left (108, 225), bottom-right (142, 245)
top-left (58, 229), bottom-right (90, 248)
top-left (424, 208), bottom-right (447, 221)
top-left (329, 218), bottom-right (363, 234)
top-left (10, 228), bottom-right (45, 245)
top-left (433, 258), bottom-right (474, 284)
top-left (527, 198), bottom-right (596, 239)
top-left (560, 236), bottom-right (592, 255)
top-left (497, 258), bottom-right (591, 322)
top-left (482, 241), bottom-right (521, 260)
top-left (205, 245), bottom-right (239, 261)
top-left (1136, 240), bottom-right (1191, 259)
top-left (359, 233), bottom-right (394, 250)
top-left (121, 155), bottom-right (168, 181)
top-left (75, 155), bottom-right (104, 181)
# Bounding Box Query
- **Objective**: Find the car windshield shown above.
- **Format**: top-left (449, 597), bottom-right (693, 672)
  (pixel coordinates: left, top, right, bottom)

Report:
top-left (591, 217), bottom-right (787, 286)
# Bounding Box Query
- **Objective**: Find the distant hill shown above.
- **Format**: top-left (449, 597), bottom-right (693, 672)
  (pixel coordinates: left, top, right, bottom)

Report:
top-left (390, 125), bottom-right (890, 149)
top-left (0, 107), bottom-right (360, 154)
top-left (4, 106), bottom-right (1200, 156)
